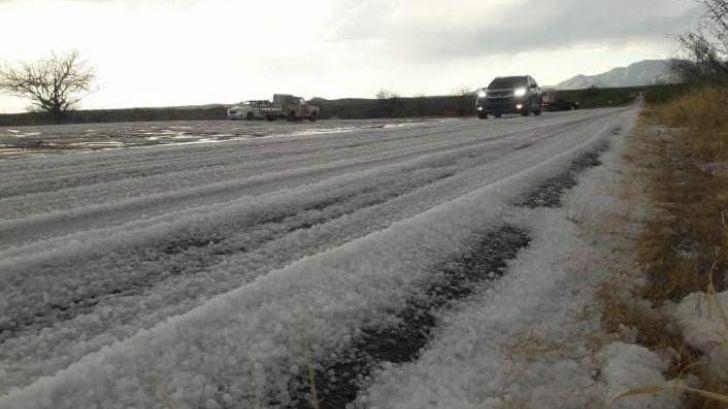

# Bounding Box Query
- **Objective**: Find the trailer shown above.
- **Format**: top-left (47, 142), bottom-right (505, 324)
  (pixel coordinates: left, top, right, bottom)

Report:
top-left (260, 94), bottom-right (320, 122)
top-left (541, 92), bottom-right (579, 111)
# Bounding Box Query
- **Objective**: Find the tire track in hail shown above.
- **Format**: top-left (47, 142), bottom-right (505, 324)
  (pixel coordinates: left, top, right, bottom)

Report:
top-left (0, 118), bottom-right (584, 246)
top-left (0, 165), bottom-right (457, 343)
top-left (281, 140), bottom-right (614, 409)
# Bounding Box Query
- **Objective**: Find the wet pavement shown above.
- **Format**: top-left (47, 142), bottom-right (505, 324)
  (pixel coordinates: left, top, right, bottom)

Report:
top-left (0, 118), bottom-right (449, 159)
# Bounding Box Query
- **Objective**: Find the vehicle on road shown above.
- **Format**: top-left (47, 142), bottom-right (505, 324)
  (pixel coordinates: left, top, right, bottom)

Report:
top-left (260, 94), bottom-right (320, 122)
top-left (476, 76), bottom-right (543, 119)
top-left (227, 100), bottom-right (270, 120)
top-left (542, 93), bottom-right (579, 111)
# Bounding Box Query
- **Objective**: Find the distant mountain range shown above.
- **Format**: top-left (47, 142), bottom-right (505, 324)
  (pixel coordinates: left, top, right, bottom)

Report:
top-left (554, 60), bottom-right (682, 90)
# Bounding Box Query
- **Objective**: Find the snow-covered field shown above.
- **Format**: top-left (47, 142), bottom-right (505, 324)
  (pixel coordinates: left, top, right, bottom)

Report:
top-left (0, 109), bottom-right (636, 409)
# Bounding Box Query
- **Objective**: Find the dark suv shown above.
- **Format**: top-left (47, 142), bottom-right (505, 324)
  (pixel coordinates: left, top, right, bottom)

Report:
top-left (476, 76), bottom-right (543, 119)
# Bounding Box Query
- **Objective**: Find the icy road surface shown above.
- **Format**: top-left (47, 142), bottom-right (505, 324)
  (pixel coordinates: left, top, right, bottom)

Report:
top-left (0, 108), bottom-right (635, 409)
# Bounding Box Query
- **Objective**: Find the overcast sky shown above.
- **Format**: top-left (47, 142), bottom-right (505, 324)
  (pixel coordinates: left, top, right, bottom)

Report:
top-left (0, 0), bottom-right (701, 112)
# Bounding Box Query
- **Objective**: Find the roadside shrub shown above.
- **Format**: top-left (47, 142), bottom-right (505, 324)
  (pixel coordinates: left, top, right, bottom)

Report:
top-left (642, 84), bottom-right (688, 105)
top-left (656, 87), bottom-right (728, 128)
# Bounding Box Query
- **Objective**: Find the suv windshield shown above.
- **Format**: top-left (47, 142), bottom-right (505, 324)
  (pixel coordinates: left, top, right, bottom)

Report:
top-left (488, 77), bottom-right (527, 89)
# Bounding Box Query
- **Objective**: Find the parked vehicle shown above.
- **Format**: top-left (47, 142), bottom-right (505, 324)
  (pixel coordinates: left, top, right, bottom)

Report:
top-left (542, 93), bottom-right (579, 111)
top-left (260, 94), bottom-right (320, 122)
top-left (227, 100), bottom-right (270, 120)
top-left (475, 76), bottom-right (543, 119)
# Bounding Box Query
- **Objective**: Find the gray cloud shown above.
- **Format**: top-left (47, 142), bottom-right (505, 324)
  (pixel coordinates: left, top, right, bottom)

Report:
top-left (328, 0), bottom-right (701, 61)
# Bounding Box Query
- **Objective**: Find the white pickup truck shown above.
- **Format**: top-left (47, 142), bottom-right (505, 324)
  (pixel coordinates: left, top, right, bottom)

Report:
top-left (227, 100), bottom-right (270, 120)
top-left (228, 94), bottom-right (320, 121)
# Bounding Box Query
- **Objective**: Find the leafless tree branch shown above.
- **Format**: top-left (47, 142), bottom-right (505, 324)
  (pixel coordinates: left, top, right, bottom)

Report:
top-left (0, 50), bottom-right (95, 123)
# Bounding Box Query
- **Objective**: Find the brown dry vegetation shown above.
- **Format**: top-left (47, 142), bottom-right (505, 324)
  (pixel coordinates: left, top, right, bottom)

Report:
top-left (603, 88), bottom-right (728, 408)
top-left (648, 89), bottom-right (728, 300)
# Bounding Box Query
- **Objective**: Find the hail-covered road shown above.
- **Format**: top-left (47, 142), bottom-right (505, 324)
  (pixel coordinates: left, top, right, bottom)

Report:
top-left (0, 108), bottom-right (635, 409)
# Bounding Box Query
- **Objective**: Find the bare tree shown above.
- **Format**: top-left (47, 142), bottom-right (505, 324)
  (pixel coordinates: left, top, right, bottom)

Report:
top-left (675, 0), bottom-right (728, 82)
top-left (376, 89), bottom-right (400, 99)
top-left (375, 89), bottom-right (402, 117)
top-left (0, 50), bottom-right (95, 123)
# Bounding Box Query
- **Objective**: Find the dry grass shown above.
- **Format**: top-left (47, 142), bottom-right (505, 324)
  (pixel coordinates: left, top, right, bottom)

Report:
top-left (654, 87), bottom-right (728, 163)
top-left (656, 88), bottom-right (728, 126)
top-left (503, 331), bottom-right (570, 362)
top-left (496, 397), bottom-right (532, 409)
top-left (597, 277), bottom-right (697, 377)
top-left (305, 353), bottom-right (321, 409)
top-left (614, 382), bottom-right (728, 405)
top-left (643, 88), bottom-right (728, 303)
top-left (602, 88), bottom-right (728, 408)
top-left (632, 140), bottom-right (726, 302)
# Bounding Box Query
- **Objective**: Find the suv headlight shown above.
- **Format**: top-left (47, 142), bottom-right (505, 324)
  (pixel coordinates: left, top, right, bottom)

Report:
top-left (477, 89), bottom-right (487, 98)
top-left (514, 88), bottom-right (527, 97)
